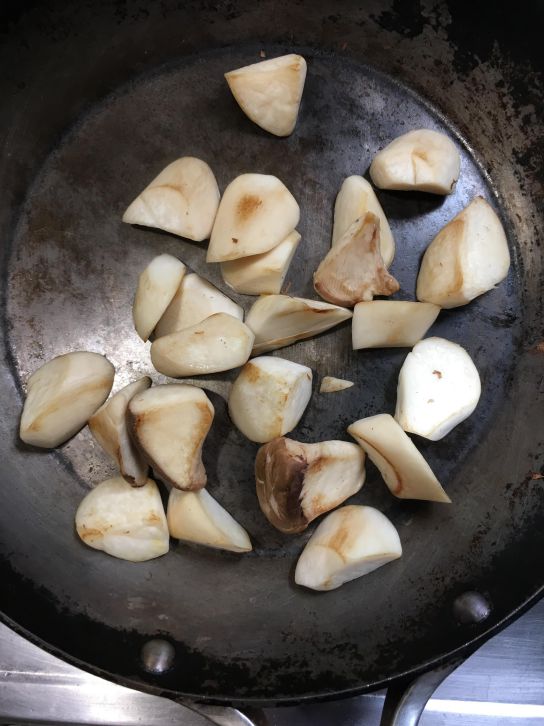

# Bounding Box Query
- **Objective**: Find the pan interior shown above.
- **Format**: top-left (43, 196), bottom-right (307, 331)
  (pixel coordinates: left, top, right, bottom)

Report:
top-left (2, 47), bottom-right (523, 701)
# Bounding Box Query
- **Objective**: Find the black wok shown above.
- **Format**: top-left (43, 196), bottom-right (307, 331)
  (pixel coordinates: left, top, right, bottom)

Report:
top-left (1, 0), bottom-right (543, 716)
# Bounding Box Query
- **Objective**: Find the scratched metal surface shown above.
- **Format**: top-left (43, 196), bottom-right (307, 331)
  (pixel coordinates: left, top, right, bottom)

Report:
top-left (0, 0), bottom-right (543, 706)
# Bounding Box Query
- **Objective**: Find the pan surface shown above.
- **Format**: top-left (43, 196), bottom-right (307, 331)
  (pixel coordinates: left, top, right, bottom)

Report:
top-left (1, 0), bottom-right (543, 706)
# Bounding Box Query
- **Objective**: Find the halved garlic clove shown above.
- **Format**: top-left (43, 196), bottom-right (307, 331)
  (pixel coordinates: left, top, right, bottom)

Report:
top-left (225, 54), bottom-right (307, 137)
top-left (228, 356), bottom-right (312, 443)
top-left (154, 272), bottom-right (243, 339)
top-left (319, 376), bottom-right (354, 393)
top-left (122, 157), bottom-right (220, 241)
top-left (133, 254), bottom-right (186, 341)
top-left (167, 488), bottom-right (252, 553)
top-left (256, 437), bottom-right (365, 533)
top-left (348, 414), bottom-right (450, 502)
top-left (20, 352), bottom-right (115, 448)
top-left (416, 196), bottom-right (510, 308)
top-left (221, 230), bottom-right (301, 295)
top-left (369, 129), bottom-right (461, 194)
top-left (352, 301), bottom-right (440, 350)
top-left (88, 377), bottom-right (152, 486)
top-left (395, 337), bottom-right (481, 441)
top-left (294, 505), bottom-right (402, 591)
top-left (245, 294), bottom-right (352, 355)
top-left (128, 384), bottom-right (214, 490)
top-left (76, 476), bottom-right (169, 562)
top-left (333, 176), bottom-right (395, 267)
top-left (151, 313), bottom-right (254, 377)
top-left (206, 174), bottom-right (300, 262)
top-left (314, 213), bottom-right (400, 307)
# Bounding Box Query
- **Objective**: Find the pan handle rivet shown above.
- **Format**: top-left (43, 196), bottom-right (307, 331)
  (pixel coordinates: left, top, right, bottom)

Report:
top-left (453, 591), bottom-right (491, 624)
top-left (140, 638), bottom-right (175, 674)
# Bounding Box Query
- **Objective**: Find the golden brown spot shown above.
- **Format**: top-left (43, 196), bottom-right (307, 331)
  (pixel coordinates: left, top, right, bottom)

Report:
top-left (146, 512), bottom-right (162, 524)
top-left (433, 370), bottom-right (443, 379)
top-left (232, 237), bottom-right (239, 244)
top-left (243, 362), bottom-right (262, 384)
top-left (237, 194), bottom-right (262, 221)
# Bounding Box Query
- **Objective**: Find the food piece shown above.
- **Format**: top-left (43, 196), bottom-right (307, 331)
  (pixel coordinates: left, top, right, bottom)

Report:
top-left (128, 384), bottom-right (214, 490)
top-left (133, 254), bottom-right (186, 341)
top-left (332, 176), bottom-right (395, 266)
top-left (319, 376), bottom-right (354, 393)
top-left (89, 377), bottom-right (152, 486)
top-left (314, 213), bottom-right (399, 307)
top-left (167, 488), bottom-right (252, 553)
top-left (76, 476), bottom-right (169, 562)
top-left (395, 337), bottom-right (481, 441)
top-left (352, 301), bottom-right (440, 350)
top-left (245, 294), bottom-right (352, 354)
top-left (20, 352), bottom-right (115, 448)
top-left (225, 54), bottom-right (307, 136)
top-left (221, 230), bottom-right (301, 295)
top-left (416, 196), bottom-right (510, 308)
top-left (122, 157), bottom-right (220, 241)
top-left (294, 505), bottom-right (402, 591)
top-left (369, 129), bottom-right (460, 194)
top-left (154, 272), bottom-right (243, 339)
top-left (348, 414), bottom-right (450, 502)
top-left (151, 313), bottom-right (254, 377)
top-left (228, 356), bottom-right (312, 443)
top-left (256, 437), bottom-right (365, 533)
top-left (206, 174), bottom-right (300, 262)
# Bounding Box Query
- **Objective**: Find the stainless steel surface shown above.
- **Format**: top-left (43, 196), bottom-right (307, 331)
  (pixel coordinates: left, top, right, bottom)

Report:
top-left (140, 638), bottom-right (175, 675)
top-left (2, 600), bottom-right (543, 725)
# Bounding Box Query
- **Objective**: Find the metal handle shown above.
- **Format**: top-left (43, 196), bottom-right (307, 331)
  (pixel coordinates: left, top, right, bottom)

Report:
top-left (379, 659), bottom-right (463, 726)
top-left (178, 701), bottom-right (258, 726)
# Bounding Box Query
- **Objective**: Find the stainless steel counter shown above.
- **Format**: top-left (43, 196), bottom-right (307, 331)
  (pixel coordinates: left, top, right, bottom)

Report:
top-left (2, 599), bottom-right (544, 725)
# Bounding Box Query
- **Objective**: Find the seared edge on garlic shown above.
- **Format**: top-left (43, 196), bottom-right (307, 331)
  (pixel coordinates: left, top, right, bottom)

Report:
top-left (133, 253), bottom-right (186, 341)
top-left (352, 301), bottom-right (440, 350)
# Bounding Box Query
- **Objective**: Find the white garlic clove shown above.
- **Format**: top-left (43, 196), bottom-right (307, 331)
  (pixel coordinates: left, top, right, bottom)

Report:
top-left (352, 301), bottom-right (440, 350)
top-left (319, 376), bottom-right (354, 393)
top-left (122, 157), bottom-right (220, 241)
top-left (20, 352), bottom-right (115, 448)
top-left (133, 254), bottom-right (186, 341)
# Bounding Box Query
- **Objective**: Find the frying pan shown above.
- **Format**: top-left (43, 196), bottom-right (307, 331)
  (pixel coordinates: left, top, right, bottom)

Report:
top-left (1, 0), bottom-right (543, 722)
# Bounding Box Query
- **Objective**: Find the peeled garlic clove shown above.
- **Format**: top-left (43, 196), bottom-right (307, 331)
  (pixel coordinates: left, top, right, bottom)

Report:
top-left (333, 176), bottom-right (395, 267)
top-left (319, 376), bottom-right (354, 393)
top-left (294, 505), bottom-right (402, 591)
top-left (314, 213), bottom-right (400, 307)
top-left (352, 301), bottom-right (440, 350)
top-left (20, 352), bottom-right (115, 448)
top-left (395, 337), bottom-right (481, 441)
top-left (122, 157), bottom-right (220, 241)
top-left (151, 313), bottom-right (254, 377)
top-left (370, 129), bottom-right (460, 194)
top-left (225, 54), bottom-right (307, 137)
top-left (228, 356), bottom-right (312, 443)
top-left (89, 377), bottom-right (152, 486)
top-left (206, 174), bottom-right (300, 262)
top-left (133, 254), bottom-right (186, 341)
top-left (128, 384), bottom-right (214, 490)
top-left (256, 437), bottom-right (365, 533)
top-left (416, 196), bottom-right (510, 309)
top-left (76, 476), bottom-right (169, 562)
top-left (245, 294), bottom-right (352, 355)
top-left (154, 272), bottom-right (243, 338)
top-left (167, 488), bottom-right (252, 553)
top-left (221, 230), bottom-right (301, 295)
top-left (348, 414), bottom-right (450, 502)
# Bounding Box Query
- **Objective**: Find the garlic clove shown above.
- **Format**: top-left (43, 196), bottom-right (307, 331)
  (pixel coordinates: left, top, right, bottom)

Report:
top-left (352, 301), bottom-right (440, 350)
top-left (167, 488), bottom-right (252, 553)
top-left (348, 413), bottom-right (450, 502)
top-left (20, 352), bottom-right (115, 448)
top-left (221, 230), bottom-right (301, 295)
top-left (319, 376), bottom-right (354, 393)
top-left (133, 254), bottom-right (186, 341)
top-left (228, 356), bottom-right (312, 443)
top-left (76, 476), bottom-right (169, 562)
top-left (395, 337), bottom-right (481, 441)
top-left (370, 129), bottom-right (460, 194)
top-left (122, 157), bottom-right (220, 241)
top-left (225, 54), bottom-right (307, 137)
top-left (294, 505), bottom-right (402, 591)
top-left (206, 174), bottom-right (300, 262)
top-left (128, 384), bottom-right (214, 490)
top-left (151, 313), bottom-right (254, 377)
